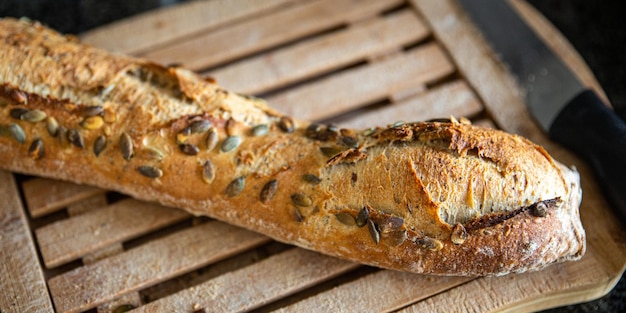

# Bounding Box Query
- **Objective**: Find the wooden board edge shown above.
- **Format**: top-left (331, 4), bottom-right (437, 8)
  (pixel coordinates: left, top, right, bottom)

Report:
top-left (502, 269), bottom-right (626, 312)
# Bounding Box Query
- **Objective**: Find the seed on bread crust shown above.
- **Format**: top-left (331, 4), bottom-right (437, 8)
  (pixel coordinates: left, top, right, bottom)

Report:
top-left (93, 135), bottom-right (107, 157)
top-left (80, 116), bottom-right (104, 130)
top-left (221, 136), bottom-right (241, 152)
top-left (260, 179), bottom-right (278, 203)
top-left (179, 143), bottom-right (200, 155)
top-left (201, 160), bottom-right (215, 184)
top-left (367, 219), bottom-right (381, 244)
top-left (335, 212), bottom-right (356, 226)
top-left (21, 109), bottom-right (47, 122)
top-left (67, 129), bottom-right (84, 148)
top-left (8, 123), bottom-right (25, 144)
top-left (278, 116), bottom-right (294, 133)
top-left (356, 206), bottom-right (370, 228)
top-left (291, 193), bottom-right (312, 207)
top-left (205, 127), bottom-right (218, 151)
top-left (120, 132), bottom-right (133, 160)
top-left (225, 176), bottom-right (245, 197)
top-left (416, 237), bottom-right (443, 251)
top-left (28, 138), bottom-right (44, 159)
top-left (45, 116), bottom-right (59, 137)
top-left (138, 165), bottom-right (163, 178)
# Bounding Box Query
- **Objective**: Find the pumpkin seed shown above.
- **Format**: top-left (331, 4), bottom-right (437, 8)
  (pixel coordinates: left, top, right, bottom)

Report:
top-left (384, 230), bottom-right (407, 246)
top-left (362, 128), bottom-right (376, 137)
top-left (81, 105), bottom-right (103, 117)
top-left (205, 127), bottom-right (218, 151)
top-left (278, 116), bottom-right (294, 133)
top-left (45, 116), bottom-right (59, 137)
top-left (80, 116), bottom-right (104, 130)
top-left (57, 126), bottom-right (70, 148)
top-left (67, 129), bottom-right (84, 148)
top-left (341, 136), bottom-right (358, 148)
top-left (379, 216), bottom-right (404, 234)
top-left (120, 132), bottom-right (133, 160)
top-left (225, 176), bottom-right (245, 197)
top-left (251, 124), bottom-right (269, 137)
top-left (335, 212), bottom-right (356, 226)
top-left (8, 123), bottom-right (25, 144)
top-left (28, 138), bottom-right (44, 159)
top-left (202, 160), bottom-right (215, 184)
top-left (9, 107), bottom-right (29, 119)
top-left (416, 237), bottom-right (443, 251)
top-left (305, 123), bottom-right (323, 138)
top-left (260, 179), bottom-right (278, 203)
top-left (302, 174), bottom-right (322, 185)
top-left (291, 193), bottom-right (312, 207)
top-left (532, 202), bottom-right (548, 217)
top-left (451, 223), bottom-right (467, 245)
top-left (137, 165), bottom-right (163, 178)
top-left (293, 207), bottom-right (304, 222)
top-left (356, 206), bottom-right (370, 227)
top-left (367, 219), bottom-right (380, 244)
top-left (93, 135), bottom-right (107, 157)
top-left (389, 121), bottom-right (405, 128)
top-left (179, 143), bottom-right (200, 155)
top-left (189, 120), bottom-right (211, 134)
top-left (20, 109), bottom-right (47, 122)
top-left (112, 304), bottom-right (135, 313)
top-left (141, 147), bottom-right (164, 160)
top-left (221, 135), bottom-right (241, 152)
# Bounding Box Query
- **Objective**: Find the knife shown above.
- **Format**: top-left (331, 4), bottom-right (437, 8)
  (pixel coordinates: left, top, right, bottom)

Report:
top-left (457, 0), bottom-right (626, 224)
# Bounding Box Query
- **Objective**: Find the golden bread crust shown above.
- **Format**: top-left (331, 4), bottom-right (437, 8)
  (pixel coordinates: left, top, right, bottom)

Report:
top-left (0, 18), bottom-right (585, 276)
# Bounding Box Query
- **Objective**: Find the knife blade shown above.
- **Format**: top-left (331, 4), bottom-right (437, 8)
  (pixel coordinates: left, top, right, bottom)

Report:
top-left (457, 0), bottom-right (626, 224)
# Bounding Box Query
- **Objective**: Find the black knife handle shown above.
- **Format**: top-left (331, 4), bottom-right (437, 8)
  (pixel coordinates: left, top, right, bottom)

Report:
top-left (549, 89), bottom-right (626, 225)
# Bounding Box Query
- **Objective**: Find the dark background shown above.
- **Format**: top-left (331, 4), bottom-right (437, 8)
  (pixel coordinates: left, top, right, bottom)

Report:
top-left (1, 0), bottom-right (624, 312)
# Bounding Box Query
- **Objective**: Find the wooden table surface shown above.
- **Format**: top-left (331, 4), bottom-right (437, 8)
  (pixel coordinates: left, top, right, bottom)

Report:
top-left (1, 0), bottom-right (625, 312)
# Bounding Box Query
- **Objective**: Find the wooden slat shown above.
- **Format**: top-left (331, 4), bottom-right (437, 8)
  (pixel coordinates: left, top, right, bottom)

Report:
top-left (276, 270), bottom-right (471, 313)
top-left (211, 9), bottom-right (429, 94)
top-left (143, 0), bottom-right (403, 70)
top-left (135, 249), bottom-right (358, 313)
top-left (48, 221), bottom-right (270, 313)
top-left (80, 0), bottom-right (299, 54)
top-left (36, 198), bottom-right (190, 268)
top-left (22, 178), bottom-right (105, 217)
top-left (338, 80), bottom-right (482, 129)
top-left (266, 43), bottom-right (455, 121)
top-left (0, 171), bottom-right (54, 313)
top-left (399, 253), bottom-right (609, 313)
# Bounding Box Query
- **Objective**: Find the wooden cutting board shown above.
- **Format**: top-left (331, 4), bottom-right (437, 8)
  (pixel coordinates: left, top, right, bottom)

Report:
top-left (1, 0), bottom-right (624, 312)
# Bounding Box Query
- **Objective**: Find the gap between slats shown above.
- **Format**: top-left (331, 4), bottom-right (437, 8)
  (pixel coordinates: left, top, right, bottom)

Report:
top-left (22, 178), bottom-right (105, 218)
top-left (265, 43), bottom-right (455, 122)
top-left (210, 9), bottom-right (429, 95)
top-left (80, 0), bottom-right (301, 55)
top-left (36, 198), bottom-right (190, 268)
top-left (134, 249), bottom-right (359, 313)
top-left (142, 0), bottom-right (404, 71)
top-left (48, 221), bottom-right (270, 313)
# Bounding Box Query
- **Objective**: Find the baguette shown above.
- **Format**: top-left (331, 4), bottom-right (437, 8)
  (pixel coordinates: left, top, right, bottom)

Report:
top-left (0, 18), bottom-right (585, 276)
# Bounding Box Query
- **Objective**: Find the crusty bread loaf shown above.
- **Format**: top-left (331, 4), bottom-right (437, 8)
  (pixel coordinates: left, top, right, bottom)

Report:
top-left (0, 18), bottom-right (585, 276)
